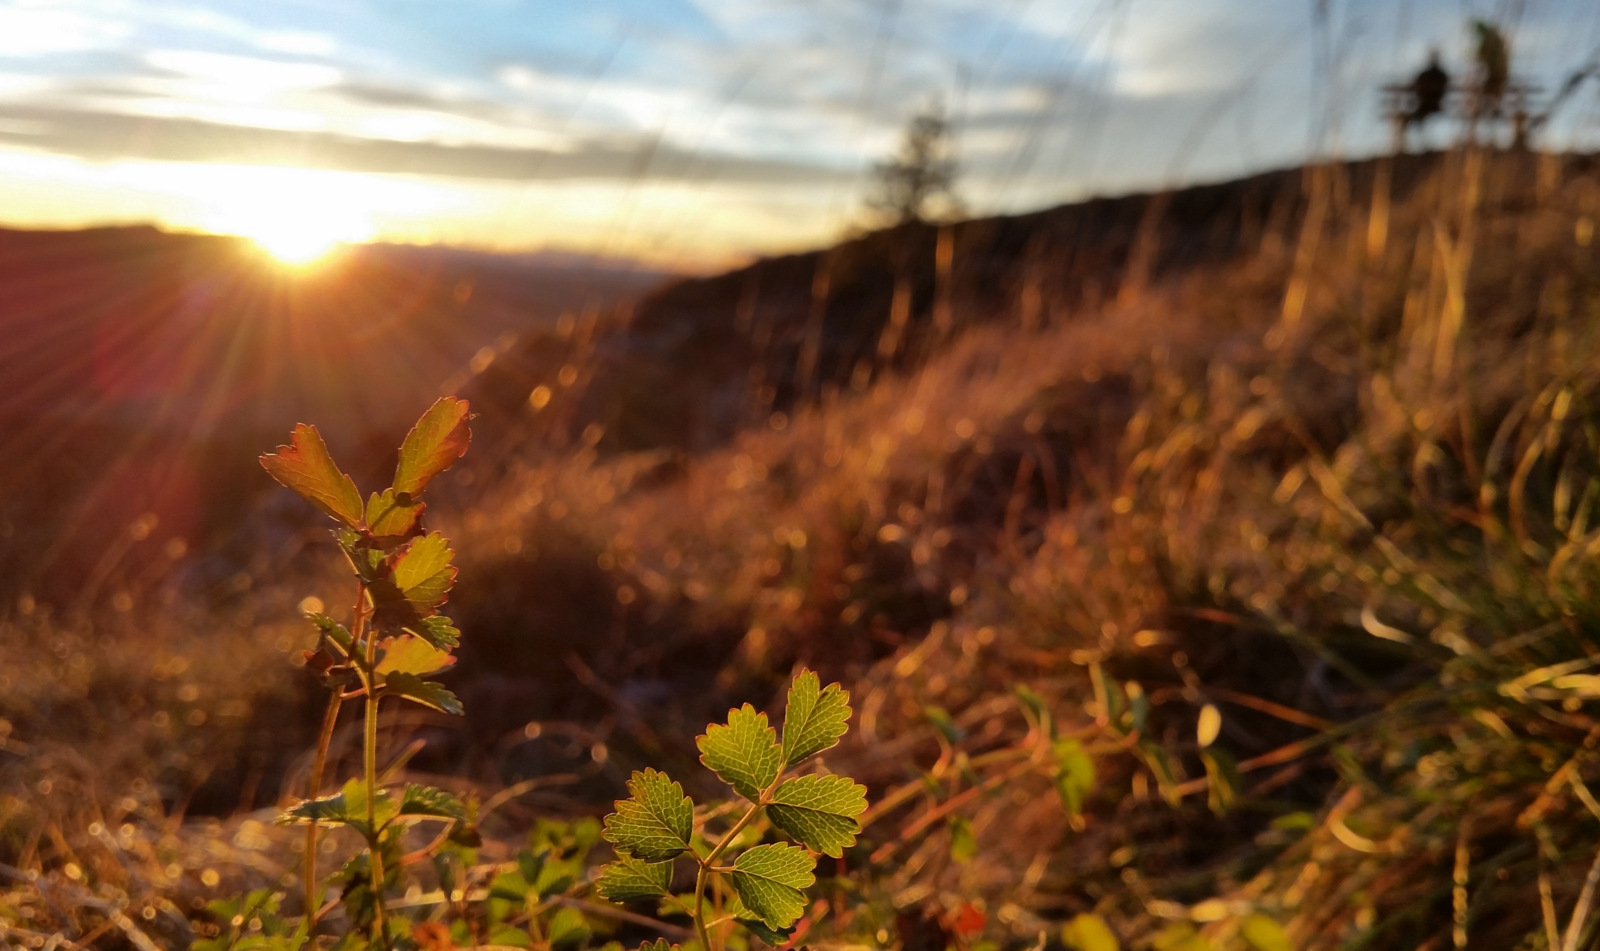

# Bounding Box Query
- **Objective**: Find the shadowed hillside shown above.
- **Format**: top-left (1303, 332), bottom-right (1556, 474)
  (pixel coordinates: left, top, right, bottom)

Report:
top-left (463, 152), bottom-right (1511, 460)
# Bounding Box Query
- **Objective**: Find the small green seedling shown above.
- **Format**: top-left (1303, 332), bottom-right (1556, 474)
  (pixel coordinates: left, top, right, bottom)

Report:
top-left (260, 397), bottom-right (475, 949)
top-left (256, 399), bottom-right (866, 951)
top-left (596, 670), bottom-right (868, 951)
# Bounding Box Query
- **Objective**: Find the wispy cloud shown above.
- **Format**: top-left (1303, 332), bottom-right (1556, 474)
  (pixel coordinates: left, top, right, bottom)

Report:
top-left (0, 102), bottom-right (852, 184)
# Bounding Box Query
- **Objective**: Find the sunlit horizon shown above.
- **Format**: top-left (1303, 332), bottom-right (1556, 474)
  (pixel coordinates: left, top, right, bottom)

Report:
top-left (1, 1), bottom-right (1598, 272)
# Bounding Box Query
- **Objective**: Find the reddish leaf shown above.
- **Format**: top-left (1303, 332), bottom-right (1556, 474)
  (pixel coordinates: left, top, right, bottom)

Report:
top-left (950, 902), bottom-right (986, 937)
top-left (413, 922), bottom-right (454, 951)
top-left (302, 649), bottom-right (335, 674)
top-left (259, 424), bottom-right (364, 528)
top-left (393, 398), bottom-right (472, 498)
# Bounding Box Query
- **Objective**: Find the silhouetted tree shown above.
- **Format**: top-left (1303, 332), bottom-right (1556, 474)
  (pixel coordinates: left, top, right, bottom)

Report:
top-left (868, 104), bottom-right (962, 227)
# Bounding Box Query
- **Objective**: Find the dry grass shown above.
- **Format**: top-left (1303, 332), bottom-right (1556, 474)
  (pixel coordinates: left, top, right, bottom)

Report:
top-left (6, 148), bottom-right (1600, 949)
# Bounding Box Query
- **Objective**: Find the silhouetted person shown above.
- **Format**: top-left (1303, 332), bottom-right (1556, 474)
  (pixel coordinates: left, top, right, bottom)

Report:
top-left (1474, 20), bottom-right (1510, 117)
top-left (1392, 50), bottom-right (1450, 151)
top-left (1411, 51), bottom-right (1450, 127)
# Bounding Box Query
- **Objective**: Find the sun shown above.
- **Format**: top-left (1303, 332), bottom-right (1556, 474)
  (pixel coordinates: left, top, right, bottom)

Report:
top-left (239, 208), bottom-right (373, 266)
top-left (251, 228), bottom-right (342, 265)
top-left (195, 169), bottom-right (377, 266)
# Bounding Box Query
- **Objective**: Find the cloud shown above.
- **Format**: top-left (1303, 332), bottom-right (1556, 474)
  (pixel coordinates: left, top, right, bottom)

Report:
top-left (143, 49), bottom-right (343, 90)
top-left (0, 103), bottom-right (851, 185)
top-left (0, 5), bottom-right (130, 56)
top-left (328, 79), bottom-right (485, 113)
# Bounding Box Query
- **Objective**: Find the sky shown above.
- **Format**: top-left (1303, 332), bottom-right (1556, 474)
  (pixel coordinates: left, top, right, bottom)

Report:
top-left (1, 0), bottom-right (1598, 271)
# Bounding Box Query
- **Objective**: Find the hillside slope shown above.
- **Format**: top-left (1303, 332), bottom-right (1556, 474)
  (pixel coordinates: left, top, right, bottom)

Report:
top-left (438, 148), bottom-right (1600, 948)
top-left (464, 153), bottom-right (1470, 459)
top-left (5, 148), bottom-right (1600, 949)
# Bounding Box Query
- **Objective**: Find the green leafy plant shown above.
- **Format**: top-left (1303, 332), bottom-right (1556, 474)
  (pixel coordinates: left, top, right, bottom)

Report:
top-left (194, 889), bottom-right (311, 951)
top-left (260, 397), bottom-right (475, 949)
top-left (596, 671), bottom-right (867, 951)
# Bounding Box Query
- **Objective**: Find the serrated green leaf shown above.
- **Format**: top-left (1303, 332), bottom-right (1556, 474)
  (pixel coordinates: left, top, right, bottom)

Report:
top-left (596, 856), bottom-right (672, 902)
top-left (767, 774), bottom-right (866, 857)
top-left (489, 869), bottom-right (532, 902)
top-left (371, 533), bottom-right (458, 633)
top-left (781, 670), bottom-right (851, 766)
top-left (548, 906), bottom-right (591, 947)
top-left (333, 833), bottom-right (402, 932)
top-left (1239, 915), bottom-right (1291, 951)
top-left (489, 924), bottom-right (533, 947)
top-left (1052, 738), bottom-right (1096, 817)
top-left (279, 791), bottom-right (356, 827)
top-left (518, 848), bottom-right (546, 887)
top-left (382, 671), bottom-right (463, 715)
top-left (365, 488), bottom-right (423, 539)
top-left (533, 862), bottom-right (575, 899)
top-left (399, 784), bottom-right (467, 821)
top-left (352, 779), bottom-right (399, 834)
top-left (699, 704), bottom-right (783, 800)
top-left (723, 895), bottom-right (798, 946)
top-left (260, 424), bottom-right (364, 528)
top-left (279, 780), bottom-right (395, 837)
top-left (411, 614), bottom-right (461, 650)
top-left (394, 397), bottom-right (472, 497)
top-left (1062, 913), bottom-right (1119, 951)
top-left (729, 843), bottom-right (813, 930)
top-left (637, 941), bottom-right (678, 951)
top-left (602, 769), bottom-right (694, 862)
top-left (738, 918), bottom-right (797, 946)
top-left (375, 635), bottom-right (455, 677)
top-left (392, 532), bottom-right (456, 608)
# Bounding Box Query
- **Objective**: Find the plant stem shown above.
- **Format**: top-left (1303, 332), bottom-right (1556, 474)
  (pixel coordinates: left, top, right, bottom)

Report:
top-left (693, 776), bottom-right (782, 951)
top-left (303, 690), bottom-right (344, 918)
top-left (356, 587), bottom-right (394, 951)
